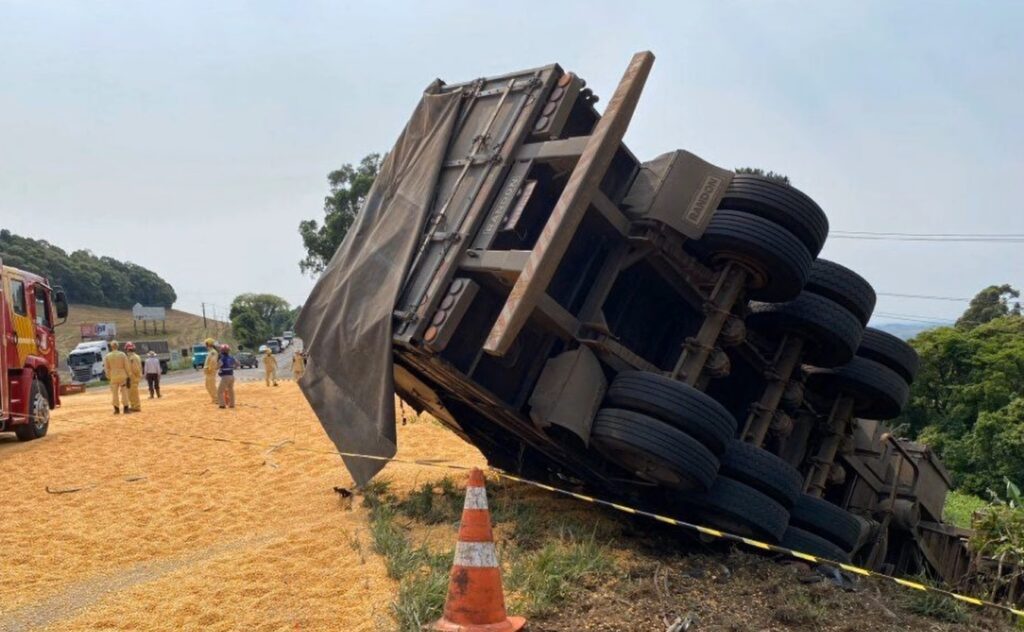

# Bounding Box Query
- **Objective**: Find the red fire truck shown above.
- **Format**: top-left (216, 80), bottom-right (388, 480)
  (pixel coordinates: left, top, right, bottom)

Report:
top-left (0, 257), bottom-right (68, 441)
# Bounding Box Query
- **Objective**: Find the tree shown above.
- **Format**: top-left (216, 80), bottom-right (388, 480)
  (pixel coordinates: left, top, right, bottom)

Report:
top-left (231, 307), bottom-right (272, 350)
top-left (735, 166), bottom-right (790, 185)
top-left (298, 153), bottom-right (382, 275)
top-left (230, 293), bottom-right (289, 325)
top-left (956, 284), bottom-right (1020, 329)
top-left (900, 312), bottom-right (1024, 494)
top-left (228, 293), bottom-right (294, 348)
top-left (0, 230), bottom-right (176, 308)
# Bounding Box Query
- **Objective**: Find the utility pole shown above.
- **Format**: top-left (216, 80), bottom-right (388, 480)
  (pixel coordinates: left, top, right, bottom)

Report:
top-left (202, 302), bottom-right (208, 328)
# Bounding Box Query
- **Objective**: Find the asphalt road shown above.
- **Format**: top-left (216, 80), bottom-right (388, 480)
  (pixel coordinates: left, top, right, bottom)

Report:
top-left (159, 339), bottom-right (304, 386)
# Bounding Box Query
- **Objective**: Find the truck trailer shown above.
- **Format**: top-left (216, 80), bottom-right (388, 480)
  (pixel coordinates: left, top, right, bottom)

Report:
top-left (297, 52), bottom-right (991, 595)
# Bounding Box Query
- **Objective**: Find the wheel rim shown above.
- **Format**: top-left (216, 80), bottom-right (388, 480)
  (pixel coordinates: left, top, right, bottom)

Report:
top-left (32, 391), bottom-right (50, 431)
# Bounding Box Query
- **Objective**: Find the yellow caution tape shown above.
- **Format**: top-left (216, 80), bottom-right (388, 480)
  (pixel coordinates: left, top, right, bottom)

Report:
top-left (490, 468), bottom-right (1023, 620)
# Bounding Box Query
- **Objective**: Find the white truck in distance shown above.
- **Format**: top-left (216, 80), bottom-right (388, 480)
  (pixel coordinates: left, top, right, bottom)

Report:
top-left (68, 340), bottom-right (110, 383)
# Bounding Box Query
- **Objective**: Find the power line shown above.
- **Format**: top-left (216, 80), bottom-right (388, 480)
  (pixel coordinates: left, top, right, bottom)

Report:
top-left (873, 312), bottom-right (954, 325)
top-left (833, 230), bottom-right (1024, 238)
top-left (876, 292), bottom-right (972, 302)
top-left (830, 235), bottom-right (1024, 243)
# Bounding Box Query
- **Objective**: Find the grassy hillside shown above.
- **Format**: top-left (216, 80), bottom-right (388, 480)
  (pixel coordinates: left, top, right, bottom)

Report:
top-left (56, 304), bottom-right (234, 361)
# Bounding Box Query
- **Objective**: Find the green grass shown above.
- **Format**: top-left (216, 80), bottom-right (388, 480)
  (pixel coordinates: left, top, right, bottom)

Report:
top-left (360, 476), bottom-right (617, 630)
top-left (901, 576), bottom-right (969, 624)
top-left (505, 529), bottom-right (613, 616)
top-left (361, 478), bottom-right (452, 631)
top-left (396, 476), bottom-right (464, 525)
top-left (944, 490), bottom-right (987, 528)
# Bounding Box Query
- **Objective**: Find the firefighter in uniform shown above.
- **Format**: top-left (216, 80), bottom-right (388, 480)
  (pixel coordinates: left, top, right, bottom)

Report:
top-left (291, 351), bottom-right (306, 381)
top-left (125, 342), bottom-right (143, 411)
top-left (203, 337), bottom-right (220, 403)
top-left (103, 341), bottom-right (131, 414)
top-left (263, 348), bottom-right (278, 386)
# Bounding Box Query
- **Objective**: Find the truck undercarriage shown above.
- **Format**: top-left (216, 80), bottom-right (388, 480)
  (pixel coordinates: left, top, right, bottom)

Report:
top-left (298, 51), bottom-right (996, 597)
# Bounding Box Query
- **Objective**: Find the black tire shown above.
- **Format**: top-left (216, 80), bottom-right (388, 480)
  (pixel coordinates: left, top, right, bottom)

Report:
top-left (718, 440), bottom-right (803, 509)
top-left (689, 210), bottom-right (813, 302)
top-left (805, 356), bottom-right (909, 420)
top-left (857, 327), bottom-right (919, 384)
top-left (605, 371), bottom-right (737, 455)
top-left (681, 476), bottom-right (789, 543)
top-left (804, 259), bottom-right (876, 326)
top-left (748, 292), bottom-right (864, 367)
top-left (780, 526), bottom-right (851, 563)
top-left (15, 378), bottom-right (50, 442)
top-left (591, 409), bottom-right (719, 491)
top-left (789, 494), bottom-right (861, 553)
top-left (718, 174), bottom-right (829, 257)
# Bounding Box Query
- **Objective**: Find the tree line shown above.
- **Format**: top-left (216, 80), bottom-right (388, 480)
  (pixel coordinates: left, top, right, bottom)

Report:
top-left (0, 229), bottom-right (177, 308)
top-left (899, 284), bottom-right (1024, 495)
top-left (228, 293), bottom-right (300, 349)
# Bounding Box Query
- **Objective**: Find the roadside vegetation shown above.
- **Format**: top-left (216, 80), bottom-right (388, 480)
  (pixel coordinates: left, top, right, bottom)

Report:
top-left (228, 293), bottom-right (299, 349)
top-left (358, 476), bottom-right (616, 631)
top-left (945, 490), bottom-right (987, 529)
top-left (898, 285), bottom-right (1024, 497)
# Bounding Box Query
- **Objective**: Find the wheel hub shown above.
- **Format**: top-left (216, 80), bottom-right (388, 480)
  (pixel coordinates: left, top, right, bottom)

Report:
top-left (32, 392), bottom-right (50, 430)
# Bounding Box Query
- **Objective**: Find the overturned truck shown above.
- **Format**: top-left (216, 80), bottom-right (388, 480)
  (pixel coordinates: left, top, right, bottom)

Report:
top-left (298, 51), bottom-right (974, 584)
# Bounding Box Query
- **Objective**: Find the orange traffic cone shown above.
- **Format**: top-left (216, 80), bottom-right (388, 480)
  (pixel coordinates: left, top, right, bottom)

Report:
top-left (428, 468), bottom-right (526, 632)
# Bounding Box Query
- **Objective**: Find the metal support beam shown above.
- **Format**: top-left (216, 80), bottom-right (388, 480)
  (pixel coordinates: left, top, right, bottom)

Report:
top-left (460, 250), bottom-right (530, 282)
top-left (671, 263), bottom-right (747, 385)
top-left (483, 51), bottom-right (655, 356)
top-left (536, 294), bottom-right (581, 340)
top-left (806, 394), bottom-right (855, 497)
top-left (743, 335), bottom-right (805, 447)
top-left (591, 191), bottom-right (631, 236)
top-left (515, 136), bottom-right (589, 161)
top-left (577, 243), bottom-right (629, 325)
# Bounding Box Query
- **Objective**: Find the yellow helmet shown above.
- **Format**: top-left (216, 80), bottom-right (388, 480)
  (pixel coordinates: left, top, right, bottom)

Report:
top-left (205, 337), bottom-right (215, 346)
top-left (110, 340), bottom-right (119, 349)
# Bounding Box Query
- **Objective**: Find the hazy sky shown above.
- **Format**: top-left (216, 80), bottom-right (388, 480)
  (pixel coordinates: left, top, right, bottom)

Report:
top-left (2, 1), bottom-right (1022, 326)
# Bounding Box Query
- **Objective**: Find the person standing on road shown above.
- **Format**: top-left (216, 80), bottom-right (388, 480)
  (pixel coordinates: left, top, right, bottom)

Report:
top-left (144, 350), bottom-right (162, 399)
top-left (217, 344), bottom-right (237, 408)
top-left (263, 348), bottom-right (278, 387)
top-left (125, 342), bottom-right (143, 412)
top-left (103, 340), bottom-right (131, 415)
top-left (203, 337), bottom-right (220, 404)
top-left (291, 351), bottom-right (306, 381)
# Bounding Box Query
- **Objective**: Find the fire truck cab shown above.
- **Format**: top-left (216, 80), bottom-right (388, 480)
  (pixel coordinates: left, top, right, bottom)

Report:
top-left (0, 257), bottom-right (68, 441)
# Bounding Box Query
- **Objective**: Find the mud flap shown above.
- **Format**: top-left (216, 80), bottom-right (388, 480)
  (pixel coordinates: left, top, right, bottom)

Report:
top-left (528, 347), bottom-right (606, 445)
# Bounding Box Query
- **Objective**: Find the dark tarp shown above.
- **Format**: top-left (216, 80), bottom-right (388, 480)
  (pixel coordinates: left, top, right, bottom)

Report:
top-left (295, 81), bottom-right (462, 486)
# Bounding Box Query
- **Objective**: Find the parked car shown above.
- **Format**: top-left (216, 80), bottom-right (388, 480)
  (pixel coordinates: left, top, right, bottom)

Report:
top-left (238, 351), bottom-right (259, 369)
top-left (265, 338), bottom-right (282, 354)
top-left (282, 330), bottom-right (295, 341)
